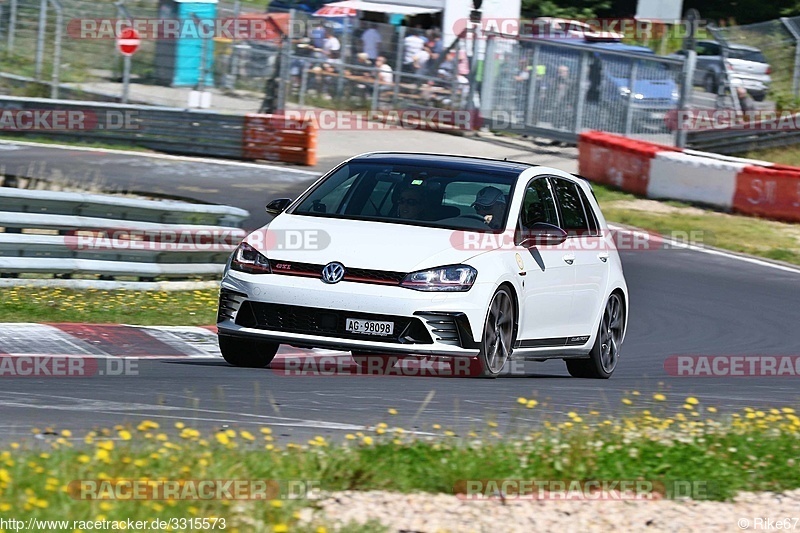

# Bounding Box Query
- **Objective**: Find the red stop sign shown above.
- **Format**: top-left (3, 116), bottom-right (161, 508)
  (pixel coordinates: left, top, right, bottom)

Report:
top-left (117, 27), bottom-right (140, 56)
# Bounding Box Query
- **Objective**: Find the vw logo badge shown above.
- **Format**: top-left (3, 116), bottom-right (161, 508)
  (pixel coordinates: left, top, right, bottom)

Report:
top-left (321, 262), bottom-right (345, 284)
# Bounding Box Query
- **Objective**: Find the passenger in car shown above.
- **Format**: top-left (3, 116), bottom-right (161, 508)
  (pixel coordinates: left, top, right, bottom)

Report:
top-left (472, 186), bottom-right (508, 229)
top-left (396, 186), bottom-right (429, 220)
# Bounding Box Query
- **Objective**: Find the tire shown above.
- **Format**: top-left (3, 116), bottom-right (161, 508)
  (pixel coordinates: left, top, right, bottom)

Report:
top-left (566, 293), bottom-right (625, 379)
top-left (351, 352), bottom-right (398, 374)
top-left (218, 335), bottom-right (279, 368)
top-left (704, 73), bottom-right (717, 94)
top-left (475, 287), bottom-right (517, 378)
top-left (752, 92), bottom-right (766, 102)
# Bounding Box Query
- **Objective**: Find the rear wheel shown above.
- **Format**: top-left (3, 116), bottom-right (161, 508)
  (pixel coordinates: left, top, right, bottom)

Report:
top-left (218, 336), bottom-right (279, 368)
top-left (751, 91), bottom-right (766, 102)
top-left (475, 287), bottom-right (516, 378)
top-left (566, 293), bottom-right (624, 379)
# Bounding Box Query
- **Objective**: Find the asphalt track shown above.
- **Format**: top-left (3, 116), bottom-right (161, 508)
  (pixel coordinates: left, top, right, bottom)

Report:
top-left (0, 142), bottom-right (799, 443)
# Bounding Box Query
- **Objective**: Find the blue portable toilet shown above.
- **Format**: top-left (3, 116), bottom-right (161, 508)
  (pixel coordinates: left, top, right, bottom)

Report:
top-left (154, 0), bottom-right (217, 87)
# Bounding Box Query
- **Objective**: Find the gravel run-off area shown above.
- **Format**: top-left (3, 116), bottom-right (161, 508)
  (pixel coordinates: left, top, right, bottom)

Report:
top-left (298, 489), bottom-right (800, 532)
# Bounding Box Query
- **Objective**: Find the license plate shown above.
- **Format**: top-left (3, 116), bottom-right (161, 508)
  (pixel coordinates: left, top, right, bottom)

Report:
top-left (346, 318), bottom-right (394, 336)
top-left (650, 112), bottom-right (666, 120)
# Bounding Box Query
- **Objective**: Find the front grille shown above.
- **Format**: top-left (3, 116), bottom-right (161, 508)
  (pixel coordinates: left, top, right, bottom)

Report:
top-left (269, 260), bottom-right (406, 285)
top-left (217, 289), bottom-right (248, 322)
top-left (236, 302), bottom-right (432, 344)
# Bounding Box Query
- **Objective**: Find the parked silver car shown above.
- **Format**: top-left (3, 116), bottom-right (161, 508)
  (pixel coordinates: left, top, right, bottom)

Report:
top-left (686, 40), bottom-right (771, 101)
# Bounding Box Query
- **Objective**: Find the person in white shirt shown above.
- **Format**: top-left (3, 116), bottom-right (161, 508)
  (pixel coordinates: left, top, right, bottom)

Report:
top-left (375, 56), bottom-right (393, 84)
top-left (361, 25), bottom-right (382, 63)
top-left (323, 30), bottom-right (341, 62)
top-left (403, 31), bottom-right (425, 71)
top-left (413, 45), bottom-right (431, 75)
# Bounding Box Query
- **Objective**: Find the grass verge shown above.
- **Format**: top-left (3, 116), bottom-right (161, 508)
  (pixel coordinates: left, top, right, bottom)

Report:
top-left (593, 184), bottom-right (800, 265)
top-left (0, 287), bottom-right (217, 326)
top-left (746, 146), bottom-right (800, 168)
top-left (0, 402), bottom-right (798, 530)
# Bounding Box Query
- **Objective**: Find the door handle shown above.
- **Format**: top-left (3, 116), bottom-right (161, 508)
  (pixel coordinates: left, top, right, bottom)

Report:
top-left (598, 252), bottom-right (609, 263)
top-left (562, 254), bottom-right (575, 265)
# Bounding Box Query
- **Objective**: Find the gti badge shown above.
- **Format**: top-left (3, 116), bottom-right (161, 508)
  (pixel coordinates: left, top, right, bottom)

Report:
top-left (321, 262), bottom-right (345, 284)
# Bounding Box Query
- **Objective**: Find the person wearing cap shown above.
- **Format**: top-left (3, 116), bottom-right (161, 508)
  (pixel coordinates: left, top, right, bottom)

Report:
top-left (472, 186), bottom-right (507, 229)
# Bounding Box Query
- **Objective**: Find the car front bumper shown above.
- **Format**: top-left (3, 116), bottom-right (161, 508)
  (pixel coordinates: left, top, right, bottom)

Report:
top-left (217, 270), bottom-right (492, 358)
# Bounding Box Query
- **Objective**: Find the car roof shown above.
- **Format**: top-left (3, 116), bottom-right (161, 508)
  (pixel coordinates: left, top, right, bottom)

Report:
top-left (582, 41), bottom-right (655, 54)
top-left (697, 39), bottom-right (761, 52)
top-left (350, 152), bottom-right (536, 176)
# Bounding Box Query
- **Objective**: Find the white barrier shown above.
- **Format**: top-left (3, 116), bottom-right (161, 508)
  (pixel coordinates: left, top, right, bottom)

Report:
top-left (648, 152), bottom-right (746, 209)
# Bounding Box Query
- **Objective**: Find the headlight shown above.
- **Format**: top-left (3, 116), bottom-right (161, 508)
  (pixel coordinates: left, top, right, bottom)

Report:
top-left (400, 265), bottom-right (477, 292)
top-left (633, 93), bottom-right (644, 100)
top-left (619, 87), bottom-right (631, 97)
top-left (230, 242), bottom-right (271, 274)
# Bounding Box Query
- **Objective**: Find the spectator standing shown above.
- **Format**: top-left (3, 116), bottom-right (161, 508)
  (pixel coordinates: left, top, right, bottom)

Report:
top-left (361, 24), bottom-right (382, 63)
top-left (548, 65), bottom-right (577, 129)
top-left (413, 44), bottom-right (432, 75)
top-left (323, 30), bottom-right (341, 62)
top-left (737, 86), bottom-right (756, 118)
top-left (311, 23), bottom-right (326, 49)
top-left (403, 31), bottom-right (426, 72)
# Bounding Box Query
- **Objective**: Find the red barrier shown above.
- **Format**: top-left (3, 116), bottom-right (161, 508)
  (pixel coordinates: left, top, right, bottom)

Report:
top-left (242, 114), bottom-right (318, 166)
top-left (733, 166), bottom-right (800, 223)
top-left (578, 131), bottom-right (679, 196)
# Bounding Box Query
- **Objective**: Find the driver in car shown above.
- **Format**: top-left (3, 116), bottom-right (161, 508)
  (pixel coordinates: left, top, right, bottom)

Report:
top-left (472, 186), bottom-right (507, 229)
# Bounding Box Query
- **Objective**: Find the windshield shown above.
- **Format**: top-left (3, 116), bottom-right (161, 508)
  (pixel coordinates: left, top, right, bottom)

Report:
top-left (728, 48), bottom-right (768, 63)
top-left (292, 162), bottom-right (518, 231)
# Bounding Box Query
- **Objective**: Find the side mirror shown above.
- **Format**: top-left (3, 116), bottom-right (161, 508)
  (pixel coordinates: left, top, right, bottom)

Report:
top-left (518, 222), bottom-right (568, 248)
top-left (265, 198), bottom-right (293, 216)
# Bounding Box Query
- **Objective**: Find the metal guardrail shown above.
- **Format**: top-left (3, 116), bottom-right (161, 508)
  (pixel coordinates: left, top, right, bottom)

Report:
top-left (1, 187), bottom-right (249, 226)
top-left (0, 187), bottom-right (248, 282)
top-left (0, 96), bottom-right (318, 164)
top-left (0, 96), bottom-right (245, 158)
top-left (685, 113), bottom-right (800, 154)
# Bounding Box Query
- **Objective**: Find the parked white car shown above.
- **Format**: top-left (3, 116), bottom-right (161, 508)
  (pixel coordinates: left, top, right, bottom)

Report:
top-left (217, 153), bottom-right (629, 378)
top-left (680, 40), bottom-right (772, 101)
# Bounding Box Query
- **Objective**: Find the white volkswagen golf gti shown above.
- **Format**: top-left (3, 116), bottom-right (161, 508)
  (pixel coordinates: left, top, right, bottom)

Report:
top-left (217, 153), bottom-right (628, 378)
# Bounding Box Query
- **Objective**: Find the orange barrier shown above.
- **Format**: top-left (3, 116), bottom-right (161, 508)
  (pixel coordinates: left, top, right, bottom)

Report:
top-left (733, 166), bottom-right (800, 223)
top-left (242, 114), bottom-right (318, 166)
top-left (578, 131), bottom-right (679, 196)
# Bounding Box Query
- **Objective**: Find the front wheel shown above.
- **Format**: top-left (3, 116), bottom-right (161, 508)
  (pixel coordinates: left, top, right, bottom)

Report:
top-left (218, 336), bottom-right (279, 368)
top-left (475, 287), bottom-right (516, 378)
top-left (566, 293), bottom-right (625, 379)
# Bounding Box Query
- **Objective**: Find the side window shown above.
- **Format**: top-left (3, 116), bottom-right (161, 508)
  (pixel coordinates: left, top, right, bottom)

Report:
top-left (519, 178), bottom-right (559, 229)
top-left (579, 187), bottom-right (600, 236)
top-left (551, 177), bottom-right (590, 236)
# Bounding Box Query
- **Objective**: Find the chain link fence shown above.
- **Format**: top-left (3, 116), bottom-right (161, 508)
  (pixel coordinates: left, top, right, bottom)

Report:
top-left (0, 1), bottom-right (717, 146)
top-left (480, 34), bottom-right (687, 145)
top-left (708, 17), bottom-right (800, 104)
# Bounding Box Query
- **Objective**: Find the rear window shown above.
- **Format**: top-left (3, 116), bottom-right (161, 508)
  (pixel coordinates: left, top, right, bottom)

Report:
top-left (728, 48), bottom-right (767, 63)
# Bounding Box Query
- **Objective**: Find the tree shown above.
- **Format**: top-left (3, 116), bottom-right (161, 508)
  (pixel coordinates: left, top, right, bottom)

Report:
top-left (521, 0), bottom-right (612, 20)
